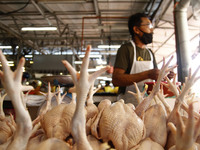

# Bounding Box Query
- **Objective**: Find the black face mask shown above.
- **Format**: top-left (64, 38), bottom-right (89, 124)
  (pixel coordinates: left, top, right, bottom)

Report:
top-left (138, 28), bottom-right (153, 44)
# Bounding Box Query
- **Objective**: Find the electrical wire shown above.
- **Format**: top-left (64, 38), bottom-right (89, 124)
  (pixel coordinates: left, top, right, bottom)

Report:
top-left (0, 0), bottom-right (30, 15)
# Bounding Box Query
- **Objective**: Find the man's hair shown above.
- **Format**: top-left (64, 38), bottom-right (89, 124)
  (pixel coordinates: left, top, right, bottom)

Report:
top-left (128, 13), bottom-right (148, 39)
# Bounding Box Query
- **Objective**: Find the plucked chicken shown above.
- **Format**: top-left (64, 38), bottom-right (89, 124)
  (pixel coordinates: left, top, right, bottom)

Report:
top-left (62, 45), bottom-right (110, 149)
top-left (0, 46), bottom-right (200, 150)
top-left (0, 51), bottom-right (33, 150)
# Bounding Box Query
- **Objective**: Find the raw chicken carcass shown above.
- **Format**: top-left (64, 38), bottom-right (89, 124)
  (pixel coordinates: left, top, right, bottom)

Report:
top-left (168, 67), bottom-right (200, 124)
top-left (27, 127), bottom-right (46, 150)
top-left (40, 101), bottom-right (76, 140)
top-left (0, 93), bottom-right (14, 144)
top-left (55, 85), bottom-right (67, 105)
top-left (0, 51), bottom-right (33, 150)
top-left (39, 84), bottom-right (98, 140)
top-left (36, 138), bottom-right (70, 150)
top-left (32, 82), bottom-right (60, 126)
top-left (62, 45), bottom-right (110, 149)
top-left (0, 116), bottom-right (14, 145)
top-left (0, 93), bottom-right (7, 118)
top-left (135, 56), bottom-right (176, 118)
top-left (85, 83), bottom-right (99, 122)
top-left (30, 45), bottom-right (109, 149)
top-left (165, 66), bottom-right (200, 149)
top-left (137, 57), bottom-right (177, 148)
top-left (168, 103), bottom-right (200, 150)
top-left (90, 57), bottom-right (176, 150)
top-left (143, 104), bottom-right (167, 147)
top-left (38, 83), bottom-right (99, 141)
top-left (73, 135), bottom-right (111, 150)
top-left (85, 83), bottom-right (100, 135)
top-left (91, 99), bottom-right (145, 150)
top-left (131, 138), bottom-right (164, 150)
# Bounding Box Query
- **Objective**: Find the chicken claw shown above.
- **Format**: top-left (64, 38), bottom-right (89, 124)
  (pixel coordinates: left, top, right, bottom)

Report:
top-left (62, 45), bottom-right (110, 150)
top-left (0, 51), bottom-right (32, 150)
top-left (168, 104), bottom-right (200, 150)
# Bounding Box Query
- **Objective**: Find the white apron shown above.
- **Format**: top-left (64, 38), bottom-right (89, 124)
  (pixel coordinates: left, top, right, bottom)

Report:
top-left (118, 41), bottom-right (154, 106)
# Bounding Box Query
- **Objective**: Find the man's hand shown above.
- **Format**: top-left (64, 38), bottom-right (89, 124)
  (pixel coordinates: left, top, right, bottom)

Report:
top-left (147, 68), bottom-right (160, 81)
top-left (167, 71), bottom-right (175, 80)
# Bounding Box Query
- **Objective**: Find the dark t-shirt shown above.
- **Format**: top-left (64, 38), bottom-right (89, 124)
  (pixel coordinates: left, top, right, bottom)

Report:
top-left (113, 42), bottom-right (158, 94)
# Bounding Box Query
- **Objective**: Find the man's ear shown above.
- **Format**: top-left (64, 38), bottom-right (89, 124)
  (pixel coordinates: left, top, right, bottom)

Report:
top-left (133, 26), bottom-right (140, 34)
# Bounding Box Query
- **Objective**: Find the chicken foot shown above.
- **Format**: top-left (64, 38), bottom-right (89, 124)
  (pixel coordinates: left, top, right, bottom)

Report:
top-left (0, 51), bottom-right (32, 150)
top-left (168, 66), bottom-right (200, 124)
top-left (62, 45), bottom-right (110, 150)
top-left (136, 56), bottom-right (176, 117)
top-left (168, 104), bottom-right (200, 150)
top-left (0, 93), bottom-right (7, 118)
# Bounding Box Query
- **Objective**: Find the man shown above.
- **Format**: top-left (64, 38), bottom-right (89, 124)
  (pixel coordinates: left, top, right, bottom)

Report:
top-left (112, 13), bottom-right (159, 106)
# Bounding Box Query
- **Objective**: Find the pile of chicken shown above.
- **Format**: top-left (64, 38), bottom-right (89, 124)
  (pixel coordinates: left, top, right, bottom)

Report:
top-left (0, 45), bottom-right (200, 150)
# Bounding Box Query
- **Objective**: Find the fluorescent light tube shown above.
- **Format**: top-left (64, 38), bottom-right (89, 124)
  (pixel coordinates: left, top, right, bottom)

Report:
top-left (0, 46), bottom-right (12, 49)
top-left (0, 46), bottom-right (19, 49)
top-left (96, 59), bottom-right (107, 65)
top-left (8, 64), bottom-right (15, 67)
top-left (21, 27), bottom-right (57, 31)
top-left (25, 55), bottom-right (33, 58)
top-left (79, 54), bottom-right (101, 58)
top-left (97, 45), bottom-right (120, 49)
top-left (97, 76), bottom-right (112, 81)
top-left (74, 61), bottom-right (82, 64)
top-left (0, 62), bottom-right (14, 67)
top-left (7, 61), bottom-right (14, 64)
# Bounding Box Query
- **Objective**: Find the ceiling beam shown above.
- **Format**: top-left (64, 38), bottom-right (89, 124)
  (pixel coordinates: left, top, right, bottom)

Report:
top-left (157, 0), bottom-right (173, 24)
top-left (39, 2), bottom-right (66, 26)
top-left (31, 0), bottom-right (52, 25)
top-left (0, 21), bottom-right (43, 53)
top-left (36, 0), bottom-right (147, 3)
top-left (4, 35), bottom-right (128, 40)
top-left (152, 0), bottom-right (172, 26)
top-left (4, 11), bottom-right (96, 16)
top-left (93, 0), bottom-right (100, 16)
top-left (11, 16), bottom-right (21, 33)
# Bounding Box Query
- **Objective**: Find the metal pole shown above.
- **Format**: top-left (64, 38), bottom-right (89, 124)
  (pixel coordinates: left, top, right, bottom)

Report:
top-left (174, 0), bottom-right (191, 83)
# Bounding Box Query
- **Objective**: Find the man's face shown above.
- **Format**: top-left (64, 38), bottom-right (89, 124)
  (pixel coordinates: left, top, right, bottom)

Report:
top-left (138, 17), bottom-right (154, 34)
top-left (133, 17), bottom-right (154, 44)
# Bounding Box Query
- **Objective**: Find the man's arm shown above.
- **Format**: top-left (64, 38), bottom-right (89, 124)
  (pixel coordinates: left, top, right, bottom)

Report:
top-left (112, 67), bottom-right (160, 87)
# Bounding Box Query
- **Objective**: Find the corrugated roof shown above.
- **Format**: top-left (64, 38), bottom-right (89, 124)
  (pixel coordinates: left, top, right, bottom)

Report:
top-left (0, 0), bottom-right (199, 64)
